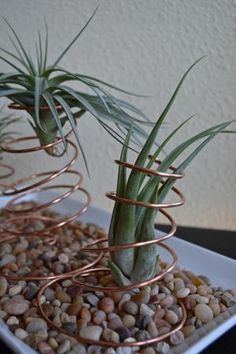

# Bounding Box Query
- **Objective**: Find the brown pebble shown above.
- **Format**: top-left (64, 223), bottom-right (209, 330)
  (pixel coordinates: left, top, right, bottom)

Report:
top-left (80, 307), bottom-right (91, 323)
top-left (42, 304), bottom-right (54, 318)
top-left (99, 297), bottom-right (115, 313)
top-left (122, 301), bottom-right (139, 315)
top-left (0, 277), bottom-right (8, 296)
top-left (164, 310), bottom-right (178, 325)
top-left (131, 288), bottom-right (150, 305)
top-left (56, 290), bottom-right (72, 303)
top-left (67, 303), bottom-right (82, 316)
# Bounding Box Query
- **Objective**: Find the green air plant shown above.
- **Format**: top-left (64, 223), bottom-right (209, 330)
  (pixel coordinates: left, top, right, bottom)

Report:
top-left (0, 8), bottom-right (150, 172)
top-left (108, 58), bottom-right (234, 286)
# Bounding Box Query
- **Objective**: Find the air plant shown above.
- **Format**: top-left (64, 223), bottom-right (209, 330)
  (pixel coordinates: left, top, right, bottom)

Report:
top-left (108, 58), bottom-right (234, 286)
top-left (0, 8), bottom-right (150, 172)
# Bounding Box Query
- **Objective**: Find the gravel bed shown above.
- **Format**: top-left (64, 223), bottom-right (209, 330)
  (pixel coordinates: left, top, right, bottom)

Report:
top-left (0, 204), bottom-right (235, 354)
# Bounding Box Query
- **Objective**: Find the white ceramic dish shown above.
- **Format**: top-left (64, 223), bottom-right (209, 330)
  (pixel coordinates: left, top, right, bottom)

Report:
top-left (0, 192), bottom-right (235, 354)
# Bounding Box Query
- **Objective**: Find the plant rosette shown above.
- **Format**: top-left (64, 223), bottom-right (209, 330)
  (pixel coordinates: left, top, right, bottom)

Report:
top-left (0, 9), bottom-right (151, 173)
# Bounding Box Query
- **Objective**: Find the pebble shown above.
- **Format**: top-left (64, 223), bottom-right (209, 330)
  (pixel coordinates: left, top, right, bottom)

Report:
top-left (118, 294), bottom-right (131, 311)
top-left (104, 348), bottom-right (116, 354)
top-left (164, 310), bottom-right (179, 325)
top-left (42, 303), bottom-right (54, 317)
top-left (103, 328), bottom-right (120, 343)
top-left (58, 253), bottom-right (69, 264)
top-left (182, 324), bottom-right (196, 337)
top-left (26, 318), bottom-right (48, 333)
top-left (24, 283), bottom-right (39, 301)
top-left (116, 347), bottom-right (132, 354)
top-left (57, 339), bottom-right (71, 354)
top-left (209, 303), bottom-right (221, 316)
top-left (38, 341), bottom-right (56, 354)
top-left (147, 320), bottom-right (158, 337)
top-left (0, 277), bottom-right (8, 296)
top-left (136, 314), bottom-right (151, 329)
top-left (131, 288), bottom-right (150, 305)
top-left (93, 310), bottom-right (106, 325)
top-left (15, 328), bottom-right (28, 339)
top-left (44, 288), bottom-right (55, 301)
top-left (56, 290), bottom-right (72, 303)
top-left (176, 288), bottom-right (190, 298)
top-left (221, 292), bottom-right (236, 307)
top-left (156, 341), bottom-right (170, 354)
top-left (6, 316), bottom-right (19, 325)
top-left (79, 326), bottom-right (103, 340)
top-left (190, 294), bottom-right (209, 304)
top-left (160, 295), bottom-right (174, 308)
top-left (150, 285), bottom-right (159, 296)
top-left (140, 347), bottom-right (155, 354)
top-left (87, 293), bottom-right (100, 307)
top-left (0, 254), bottom-right (16, 267)
top-left (71, 343), bottom-right (86, 354)
top-left (48, 337), bottom-right (58, 349)
top-left (62, 321), bottom-right (77, 333)
top-left (115, 326), bottom-right (131, 341)
top-left (174, 278), bottom-right (185, 291)
top-left (169, 330), bottom-right (184, 345)
top-left (122, 301), bottom-right (138, 315)
top-left (9, 285), bottom-right (22, 297)
top-left (194, 304), bottom-right (213, 323)
top-left (122, 314), bottom-right (136, 328)
top-left (14, 239), bottom-right (29, 254)
top-left (140, 304), bottom-right (155, 317)
top-left (109, 317), bottom-right (123, 330)
top-left (135, 329), bottom-right (151, 341)
top-left (100, 297), bottom-right (115, 313)
top-left (164, 273), bottom-right (174, 283)
top-left (79, 307), bottom-right (91, 323)
top-left (87, 345), bottom-right (103, 354)
top-left (4, 297), bottom-right (29, 315)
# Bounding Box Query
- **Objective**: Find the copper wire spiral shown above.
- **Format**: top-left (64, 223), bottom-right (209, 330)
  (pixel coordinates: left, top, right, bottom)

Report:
top-left (1, 104), bottom-right (187, 348)
top-left (0, 104), bottom-right (104, 282)
top-left (37, 157), bottom-right (187, 347)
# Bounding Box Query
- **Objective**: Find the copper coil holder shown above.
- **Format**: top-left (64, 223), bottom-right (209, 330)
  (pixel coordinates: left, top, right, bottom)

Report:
top-left (0, 104), bottom-right (99, 282)
top-left (35, 158), bottom-right (188, 348)
top-left (1, 102), bottom-right (187, 347)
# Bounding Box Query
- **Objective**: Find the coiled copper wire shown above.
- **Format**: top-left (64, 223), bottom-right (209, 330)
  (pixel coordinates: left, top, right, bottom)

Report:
top-left (0, 104), bottom-right (100, 282)
top-left (1, 104), bottom-right (187, 347)
top-left (36, 158), bottom-right (187, 347)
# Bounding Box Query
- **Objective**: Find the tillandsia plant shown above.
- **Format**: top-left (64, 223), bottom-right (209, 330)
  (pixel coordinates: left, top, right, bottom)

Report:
top-left (108, 58), bottom-right (234, 286)
top-left (0, 8), bottom-right (150, 172)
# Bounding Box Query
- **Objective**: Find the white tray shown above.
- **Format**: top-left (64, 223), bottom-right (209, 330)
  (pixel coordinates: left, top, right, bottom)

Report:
top-left (0, 192), bottom-right (235, 354)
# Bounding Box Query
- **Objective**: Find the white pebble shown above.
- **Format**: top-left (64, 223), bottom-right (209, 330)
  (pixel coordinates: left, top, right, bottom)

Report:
top-left (194, 304), bottom-right (213, 323)
top-left (58, 253), bottom-right (69, 263)
top-left (15, 328), bottom-right (28, 339)
top-left (176, 288), bottom-right (190, 298)
top-left (7, 316), bottom-right (19, 325)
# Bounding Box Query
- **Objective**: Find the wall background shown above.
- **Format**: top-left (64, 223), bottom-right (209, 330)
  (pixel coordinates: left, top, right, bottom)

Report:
top-left (0, 0), bottom-right (236, 230)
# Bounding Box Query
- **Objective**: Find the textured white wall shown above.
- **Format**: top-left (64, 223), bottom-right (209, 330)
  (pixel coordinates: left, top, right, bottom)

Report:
top-left (1, 0), bottom-right (236, 230)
